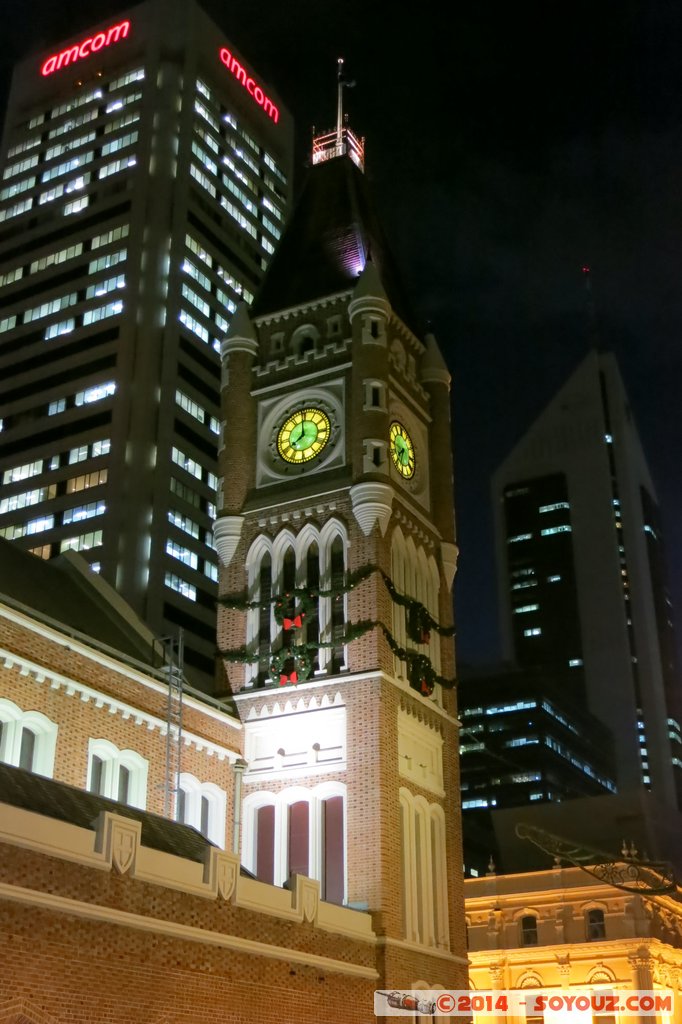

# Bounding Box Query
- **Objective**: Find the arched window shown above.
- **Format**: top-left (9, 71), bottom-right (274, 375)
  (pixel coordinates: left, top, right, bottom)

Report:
top-left (87, 739), bottom-right (148, 809)
top-left (257, 552), bottom-right (272, 686)
top-left (520, 914), bottom-right (538, 946)
top-left (399, 788), bottom-right (450, 950)
top-left (586, 907), bottom-right (606, 940)
top-left (175, 772), bottom-right (227, 847)
top-left (330, 535), bottom-right (345, 672)
top-left (0, 699), bottom-right (57, 778)
top-left (244, 522), bottom-right (348, 686)
top-left (243, 783), bottom-right (346, 904)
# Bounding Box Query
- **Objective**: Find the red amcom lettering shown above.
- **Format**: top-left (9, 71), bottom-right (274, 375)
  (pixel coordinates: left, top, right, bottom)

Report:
top-left (41, 20), bottom-right (131, 76)
top-left (218, 47), bottom-right (279, 124)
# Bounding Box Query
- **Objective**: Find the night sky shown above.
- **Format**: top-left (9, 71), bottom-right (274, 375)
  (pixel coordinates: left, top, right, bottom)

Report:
top-left (3, 0), bottom-right (682, 665)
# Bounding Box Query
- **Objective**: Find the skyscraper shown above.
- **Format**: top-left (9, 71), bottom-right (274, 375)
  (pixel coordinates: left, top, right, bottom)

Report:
top-left (493, 349), bottom-right (681, 805)
top-left (0, 0), bottom-right (293, 689)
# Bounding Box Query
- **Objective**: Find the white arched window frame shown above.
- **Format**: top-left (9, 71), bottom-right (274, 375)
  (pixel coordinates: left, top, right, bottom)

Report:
top-left (175, 772), bottom-right (227, 848)
top-left (0, 699), bottom-right (57, 778)
top-left (242, 781), bottom-right (347, 901)
top-left (399, 787), bottom-right (450, 951)
top-left (87, 738), bottom-right (148, 809)
top-left (244, 520), bottom-right (349, 684)
top-left (390, 530), bottom-right (443, 703)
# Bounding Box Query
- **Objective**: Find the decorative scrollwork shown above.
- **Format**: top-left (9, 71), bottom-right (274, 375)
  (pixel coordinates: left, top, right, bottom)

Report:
top-left (515, 823), bottom-right (677, 896)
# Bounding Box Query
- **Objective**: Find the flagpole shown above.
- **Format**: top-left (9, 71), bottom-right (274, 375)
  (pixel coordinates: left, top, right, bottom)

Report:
top-left (336, 57), bottom-right (344, 149)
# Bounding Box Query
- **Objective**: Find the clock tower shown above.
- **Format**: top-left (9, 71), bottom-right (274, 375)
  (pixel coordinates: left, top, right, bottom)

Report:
top-left (214, 120), bottom-right (466, 994)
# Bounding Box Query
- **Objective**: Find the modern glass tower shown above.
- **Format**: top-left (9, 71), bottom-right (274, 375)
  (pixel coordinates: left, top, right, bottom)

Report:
top-left (493, 350), bottom-right (682, 805)
top-left (0, 0), bottom-right (293, 689)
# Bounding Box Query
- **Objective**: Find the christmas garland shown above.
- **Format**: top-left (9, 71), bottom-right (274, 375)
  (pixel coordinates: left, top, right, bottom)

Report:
top-left (217, 562), bottom-right (455, 693)
top-left (218, 564), bottom-right (455, 641)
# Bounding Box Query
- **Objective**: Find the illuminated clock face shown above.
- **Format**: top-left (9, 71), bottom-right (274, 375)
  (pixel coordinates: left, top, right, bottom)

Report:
top-left (389, 421), bottom-right (415, 478)
top-left (277, 408), bottom-right (331, 464)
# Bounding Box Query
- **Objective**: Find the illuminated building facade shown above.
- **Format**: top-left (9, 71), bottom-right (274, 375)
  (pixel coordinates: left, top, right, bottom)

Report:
top-left (459, 666), bottom-right (616, 813)
top-left (0, 0), bottom-right (293, 689)
top-left (466, 865), bottom-right (682, 1024)
top-left (493, 351), bottom-right (681, 804)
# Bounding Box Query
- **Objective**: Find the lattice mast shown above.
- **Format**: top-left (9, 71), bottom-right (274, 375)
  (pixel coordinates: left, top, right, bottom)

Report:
top-left (163, 630), bottom-right (184, 819)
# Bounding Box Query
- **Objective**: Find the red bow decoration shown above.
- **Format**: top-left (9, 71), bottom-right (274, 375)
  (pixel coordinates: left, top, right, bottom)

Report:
top-left (279, 671), bottom-right (298, 686)
top-left (419, 629), bottom-right (431, 644)
top-left (420, 678), bottom-right (433, 696)
top-left (283, 614), bottom-right (303, 630)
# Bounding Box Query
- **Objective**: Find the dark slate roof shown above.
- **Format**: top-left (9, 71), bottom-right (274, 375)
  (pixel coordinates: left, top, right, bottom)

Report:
top-left (251, 155), bottom-right (421, 335)
top-left (0, 537), bottom-right (162, 668)
top-left (0, 762), bottom-right (211, 863)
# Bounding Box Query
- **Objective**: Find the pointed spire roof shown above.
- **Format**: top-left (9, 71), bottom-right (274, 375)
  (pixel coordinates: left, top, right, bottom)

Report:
top-left (251, 155), bottom-right (420, 335)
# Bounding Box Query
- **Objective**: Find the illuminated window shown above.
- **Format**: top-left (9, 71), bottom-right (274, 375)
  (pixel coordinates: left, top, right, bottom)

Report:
top-left (166, 539), bottom-right (198, 570)
top-left (48, 398), bottom-right (66, 415)
top-left (164, 572), bottom-right (197, 601)
top-left (60, 530), bottom-right (103, 552)
top-left (3, 153), bottom-right (39, 179)
top-left (0, 316), bottom-right (17, 334)
top-left (45, 131), bottom-right (96, 161)
top-left (204, 561), bottom-right (218, 582)
top-left (178, 309), bottom-right (209, 343)
top-left (538, 502), bottom-right (570, 513)
top-left (0, 197), bottom-right (33, 222)
top-left (108, 68), bottom-right (145, 91)
top-left (0, 515), bottom-right (54, 540)
top-left (194, 100), bottom-right (218, 131)
top-left (508, 533), bottom-right (532, 544)
top-left (181, 283), bottom-right (210, 317)
top-left (514, 604), bottom-right (539, 614)
top-left (0, 266), bottom-right (23, 287)
top-left (89, 249), bottom-right (127, 274)
top-left (41, 154), bottom-right (92, 182)
top-left (98, 155), bottom-right (137, 179)
top-left (63, 195), bottom-right (89, 215)
top-left (175, 389), bottom-right (206, 423)
top-left (62, 501), bottom-right (106, 524)
top-left (83, 299), bottom-right (124, 324)
top-left (182, 259), bottom-right (211, 292)
top-left (25, 293), bottom-right (77, 323)
top-left (74, 381), bottom-right (116, 405)
top-left (192, 142), bottom-right (217, 176)
top-left (91, 224), bottom-right (130, 249)
top-left (66, 470), bottom-right (108, 493)
top-left (0, 485), bottom-right (56, 515)
top-left (31, 243), bottom-right (83, 274)
top-left (101, 131), bottom-right (138, 156)
top-left (540, 525), bottom-right (572, 536)
top-left (168, 508), bottom-right (200, 539)
top-left (2, 460), bottom-right (43, 485)
top-left (189, 163), bottom-right (216, 197)
top-left (523, 627), bottom-right (542, 637)
top-left (86, 274), bottom-right (125, 299)
top-left (0, 175), bottom-right (35, 200)
top-left (220, 195), bottom-right (257, 237)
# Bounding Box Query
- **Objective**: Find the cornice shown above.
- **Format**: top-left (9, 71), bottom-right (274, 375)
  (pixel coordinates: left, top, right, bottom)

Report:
top-left (0, 602), bottom-right (242, 732)
top-left (0, 640), bottom-right (241, 762)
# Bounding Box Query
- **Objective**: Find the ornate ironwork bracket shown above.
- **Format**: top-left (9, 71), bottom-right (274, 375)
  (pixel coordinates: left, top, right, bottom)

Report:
top-left (515, 823), bottom-right (677, 895)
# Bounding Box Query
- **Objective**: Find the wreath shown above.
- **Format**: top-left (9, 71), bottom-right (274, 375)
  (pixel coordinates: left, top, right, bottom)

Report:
top-left (273, 590), bottom-right (316, 630)
top-left (269, 643), bottom-right (314, 686)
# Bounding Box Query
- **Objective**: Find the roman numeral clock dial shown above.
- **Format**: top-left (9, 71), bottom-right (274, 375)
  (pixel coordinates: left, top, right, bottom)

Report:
top-left (277, 408), bottom-right (331, 464)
